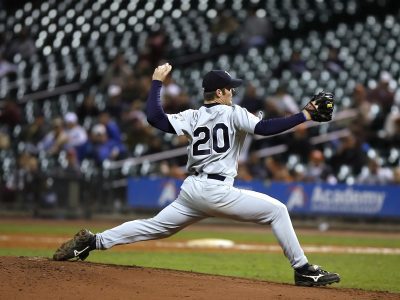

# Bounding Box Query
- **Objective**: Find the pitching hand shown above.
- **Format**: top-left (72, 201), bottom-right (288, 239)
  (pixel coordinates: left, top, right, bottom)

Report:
top-left (152, 63), bottom-right (172, 82)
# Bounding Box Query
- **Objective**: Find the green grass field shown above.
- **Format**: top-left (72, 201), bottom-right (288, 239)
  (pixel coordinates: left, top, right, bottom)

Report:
top-left (0, 222), bottom-right (399, 293)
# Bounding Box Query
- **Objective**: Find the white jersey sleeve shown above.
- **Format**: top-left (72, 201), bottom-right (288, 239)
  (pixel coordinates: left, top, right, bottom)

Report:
top-left (232, 105), bottom-right (261, 134)
top-left (167, 109), bottom-right (196, 136)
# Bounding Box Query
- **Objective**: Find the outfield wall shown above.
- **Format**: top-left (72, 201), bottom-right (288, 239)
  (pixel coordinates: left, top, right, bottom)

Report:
top-left (127, 178), bottom-right (400, 219)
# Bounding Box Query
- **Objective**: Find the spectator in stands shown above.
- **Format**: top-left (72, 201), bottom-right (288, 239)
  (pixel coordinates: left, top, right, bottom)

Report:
top-left (239, 83), bottom-right (264, 115)
top-left (143, 27), bottom-right (170, 68)
top-left (389, 116), bottom-right (400, 148)
top-left (351, 83), bottom-right (372, 126)
top-left (266, 86), bottom-right (299, 115)
top-left (356, 157), bottom-right (393, 185)
top-left (237, 162), bottom-right (253, 181)
top-left (347, 84), bottom-right (372, 146)
top-left (329, 133), bottom-right (367, 176)
top-left (121, 100), bottom-right (151, 152)
top-left (169, 161), bottom-right (186, 179)
top-left (76, 94), bottom-right (100, 122)
top-left (0, 180), bottom-right (16, 205)
top-left (263, 98), bottom-right (283, 119)
top-left (392, 167), bottom-right (400, 184)
top-left (264, 156), bottom-right (293, 182)
top-left (386, 117), bottom-right (400, 149)
top-left (365, 72), bottom-right (395, 148)
top-left (100, 52), bottom-right (133, 92)
top-left (324, 47), bottom-right (344, 75)
top-left (64, 112), bottom-right (88, 162)
top-left (120, 75), bottom-right (140, 105)
top-left (158, 160), bottom-right (169, 176)
top-left (274, 50), bottom-right (307, 78)
top-left (291, 165), bottom-right (306, 182)
top-left (64, 112), bottom-right (87, 147)
top-left (0, 52), bottom-right (17, 78)
top-left (5, 26), bottom-right (36, 60)
top-left (246, 152), bottom-right (267, 179)
top-left (383, 110), bottom-right (400, 148)
top-left (8, 151), bottom-right (42, 210)
top-left (158, 160), bottom-right (186, 180)
top-left (240, 7), bottom-right (273, 50)
top-left (368, 71), bottom-right (395, 115)
top-left (20, 112), bottom-right (48, 153)
top-left (163, 91), bottom-right (192, 114)
top-left (47, 148), bottom-right (82, 179)
top-left (134, 73), bottom-right (153, 103)
top-left (0, 129), bottom-right (10, 150)
top-left (62, 148), bottom-right (82, 176)
top-left (134, 58), bottom-right (153, 78)
top-left (285, 123), bottom-right (312, 163)
top-left (145, 134), bottom-right (164, 155)
top-left (86, 124), bottom-right (127, 166)
top-left (160, 74), bottom-right (182, 106)
top-left (121, 100), bottom-right (147, 129)
top-left (211, 10), bottom-right (240, 37)
top-left (303, 149), bottom-right (337, 184)
top-left (0, 32), bottom-right (6, 55)
top-left (106, 85), bottom-right (124, 120)
top-left (169, 134), bottom-right (191, 166)
top-left (38, 117), bottom-right (68, 156)
top-left (98, 110), bottom-right (122, 143)
top-left (0, 97), bottom-right (21, 131)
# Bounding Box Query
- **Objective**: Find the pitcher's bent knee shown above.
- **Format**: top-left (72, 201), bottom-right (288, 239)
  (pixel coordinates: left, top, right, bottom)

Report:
top-left (273, 201), bottom-right (289, 220)
top-left (255, 201), bottom-right (289, 225)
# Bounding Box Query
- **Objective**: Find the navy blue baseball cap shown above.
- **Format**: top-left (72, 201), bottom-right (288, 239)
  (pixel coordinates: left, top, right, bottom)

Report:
top-left (202, 70), bottom-right (243, 92)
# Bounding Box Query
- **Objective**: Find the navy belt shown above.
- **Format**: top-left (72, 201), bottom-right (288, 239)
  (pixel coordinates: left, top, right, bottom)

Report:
top-left (195, 173), bottom-right (226, 181)
top-left (207, 174), bottom-right (226, 181)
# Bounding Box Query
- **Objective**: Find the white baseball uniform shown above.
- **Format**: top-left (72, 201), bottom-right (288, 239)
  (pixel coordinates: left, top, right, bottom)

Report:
top-left (97, 104), bottom-right (308, 269)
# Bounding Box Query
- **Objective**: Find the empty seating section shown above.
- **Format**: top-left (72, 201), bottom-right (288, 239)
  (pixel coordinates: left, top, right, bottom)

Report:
top-left (0, 1), bottom-right (397, 100)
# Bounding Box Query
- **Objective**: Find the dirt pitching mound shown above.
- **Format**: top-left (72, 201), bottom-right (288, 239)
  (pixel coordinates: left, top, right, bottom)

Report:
top-left (0, 256), bottom-right (397, 300)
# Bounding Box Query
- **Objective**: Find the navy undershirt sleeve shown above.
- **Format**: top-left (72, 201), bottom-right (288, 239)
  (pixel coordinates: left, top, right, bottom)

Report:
top-left (254, 113), bottom-right (306, 136)
top-left (145, 80), bottom-right (176, 134)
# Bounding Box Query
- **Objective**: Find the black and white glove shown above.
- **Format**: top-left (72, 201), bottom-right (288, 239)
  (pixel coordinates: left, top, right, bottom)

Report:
top-left (303, 91), bottom-right (335, 122)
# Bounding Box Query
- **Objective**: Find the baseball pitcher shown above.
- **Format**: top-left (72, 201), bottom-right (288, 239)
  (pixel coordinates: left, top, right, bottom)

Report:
top-left (53, 63), bottom-right (339, 287)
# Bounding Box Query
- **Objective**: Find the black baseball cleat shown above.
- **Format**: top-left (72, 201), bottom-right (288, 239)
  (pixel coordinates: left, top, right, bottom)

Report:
top-left (294, 264), bottom-right (340, 287)
top-left (53, 229), bottom-right (96, 261)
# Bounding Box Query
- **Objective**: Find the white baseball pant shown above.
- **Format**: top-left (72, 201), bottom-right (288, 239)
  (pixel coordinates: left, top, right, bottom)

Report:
top-left (96, 174), bottom-right (308, 269)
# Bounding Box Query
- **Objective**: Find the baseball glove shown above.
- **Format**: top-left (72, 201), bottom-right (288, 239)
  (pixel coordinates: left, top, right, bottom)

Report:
top-left (303, 91), bottom-right (334, 122)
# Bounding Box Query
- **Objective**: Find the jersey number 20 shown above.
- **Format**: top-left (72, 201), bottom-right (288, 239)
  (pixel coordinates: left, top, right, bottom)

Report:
top-left (193, 123), bottom-right (230, 156)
